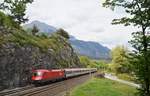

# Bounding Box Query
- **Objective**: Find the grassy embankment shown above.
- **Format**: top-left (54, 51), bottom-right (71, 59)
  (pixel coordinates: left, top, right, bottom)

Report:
top-left (71, 78), bottom-right (137, 96)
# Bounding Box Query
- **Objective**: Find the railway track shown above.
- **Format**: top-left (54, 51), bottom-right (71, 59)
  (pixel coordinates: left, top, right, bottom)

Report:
top-left (21, 82), bottom-right (64, 96)
top-left (0, 86), bottom-right (34, 96)
top-left (0, 73), bottom-right (95, 96)
top-left (23, 74), bottom-right (94, 96)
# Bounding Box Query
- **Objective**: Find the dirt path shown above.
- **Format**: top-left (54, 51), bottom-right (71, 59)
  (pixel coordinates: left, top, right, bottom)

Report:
top-left (104, 73), bottom-right (140, 88)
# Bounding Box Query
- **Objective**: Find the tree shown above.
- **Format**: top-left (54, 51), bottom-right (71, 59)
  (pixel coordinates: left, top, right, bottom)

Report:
top-left (31, 25), bottom-right (39, 36)
top-left (56, 28), bottom-right (70, 39)
top-left (0, 11), bottom-right (17, 28)
top-left (111, 45), bottom-right (130, 74)
top-left (79, 56), bottom-right (91, 67)
top-left (103, 0), bottom-right (150, 96)
top-left (0, 0), bottom-right (33, 28)
top-left (91, 60), bottom-right (108, 71)
top-left (0, 11), bottom-right (10, 27)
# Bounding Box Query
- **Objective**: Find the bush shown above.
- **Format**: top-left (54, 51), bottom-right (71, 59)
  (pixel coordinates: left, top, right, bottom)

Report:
top-left (117, 73), bottom-right (135, 82)
top-left (56, 28), bottom-right (70, 39)
top-left (0, 11), bottom-right (17, 28)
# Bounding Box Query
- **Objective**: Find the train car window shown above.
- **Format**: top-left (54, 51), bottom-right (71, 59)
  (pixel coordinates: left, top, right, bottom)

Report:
top-left (65, 71), bottom-right (72, 74)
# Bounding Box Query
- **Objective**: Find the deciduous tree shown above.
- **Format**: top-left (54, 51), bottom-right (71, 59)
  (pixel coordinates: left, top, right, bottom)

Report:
top-left (103, 0), bottom-right (150, 96)
top-left (111, 45), bottom-right (130, 74)
top-left (0, 0), bottom-right (33, 28)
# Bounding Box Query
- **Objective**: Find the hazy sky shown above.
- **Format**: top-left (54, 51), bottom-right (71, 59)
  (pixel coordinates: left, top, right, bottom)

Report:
top-left (26, 0), bottom-right (136, 48)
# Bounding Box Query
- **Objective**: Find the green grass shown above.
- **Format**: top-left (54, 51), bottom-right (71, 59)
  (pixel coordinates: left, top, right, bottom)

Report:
top-left (71, 78), bottom-right (137, 96)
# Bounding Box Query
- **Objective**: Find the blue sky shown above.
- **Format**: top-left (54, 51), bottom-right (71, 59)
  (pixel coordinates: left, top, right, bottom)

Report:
top-left (25, 0), bottom-right (137, 49)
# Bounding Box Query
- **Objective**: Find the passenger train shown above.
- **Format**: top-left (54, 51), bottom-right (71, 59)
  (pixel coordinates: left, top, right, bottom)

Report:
top-left (32, 68), bottom-right (97, 84)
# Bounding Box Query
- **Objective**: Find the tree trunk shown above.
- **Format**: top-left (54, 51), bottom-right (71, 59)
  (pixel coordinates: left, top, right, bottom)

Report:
top-left (142, 27), bottom-right (150, 96)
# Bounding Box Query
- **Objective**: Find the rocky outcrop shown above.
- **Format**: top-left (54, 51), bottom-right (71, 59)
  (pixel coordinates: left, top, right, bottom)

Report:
top-left (0, 28), bottom-right (81, 90)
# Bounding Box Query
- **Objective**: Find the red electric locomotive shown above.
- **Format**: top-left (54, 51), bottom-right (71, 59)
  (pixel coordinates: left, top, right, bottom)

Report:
top-left (32, 69), bottom-right (65, 83)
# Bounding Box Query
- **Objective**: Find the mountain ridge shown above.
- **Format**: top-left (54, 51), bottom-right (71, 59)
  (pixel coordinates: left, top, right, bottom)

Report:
top-left (70, 39), bottom-right (110, 59)
top-left (24, 20), bottom-right (57, 34)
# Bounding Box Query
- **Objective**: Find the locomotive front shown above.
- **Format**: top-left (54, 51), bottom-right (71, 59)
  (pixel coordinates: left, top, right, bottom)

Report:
top-left (31, 69), bottom-right (48, 83)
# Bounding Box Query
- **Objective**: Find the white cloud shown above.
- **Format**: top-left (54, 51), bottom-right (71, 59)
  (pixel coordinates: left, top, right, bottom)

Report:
top-left (0, 0), bottom-right (3, 3)
top-left (26, 0), bottom-right (136, 49)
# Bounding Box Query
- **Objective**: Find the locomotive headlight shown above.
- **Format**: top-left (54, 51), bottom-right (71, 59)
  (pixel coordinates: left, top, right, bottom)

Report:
top-left (37, 72), bottom-right (42, 76)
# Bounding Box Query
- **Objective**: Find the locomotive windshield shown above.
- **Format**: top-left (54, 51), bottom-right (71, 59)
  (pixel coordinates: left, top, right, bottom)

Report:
top-left (33, 71), bottom-right (42, 76)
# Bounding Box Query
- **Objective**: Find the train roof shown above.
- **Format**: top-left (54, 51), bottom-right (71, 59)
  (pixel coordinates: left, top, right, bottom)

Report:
top-left (64, 68), bottom-right (93, 71)
top-left (32, 69), bottom-right (49, 72)
top-left (33, 68), bottom-right (97, 72)
top-left (32, 69), bottom-right (64, 72)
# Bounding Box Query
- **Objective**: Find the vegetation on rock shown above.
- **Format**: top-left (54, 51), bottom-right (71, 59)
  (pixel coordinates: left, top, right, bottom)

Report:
top-left (56, 28), bottom-right (70, 39)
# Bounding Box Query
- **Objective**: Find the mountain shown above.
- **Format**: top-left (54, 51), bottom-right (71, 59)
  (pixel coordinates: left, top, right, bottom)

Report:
top-left (24, 20), bottom-right (110, 59)
top-left (23, 20), bottom-right (57, 33)
top-left (70, 39), bottom-right (110, 59)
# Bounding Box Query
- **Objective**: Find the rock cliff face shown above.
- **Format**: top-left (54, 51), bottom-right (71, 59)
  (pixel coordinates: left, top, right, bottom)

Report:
top-left (0, 28), bottom-right (81, 90)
